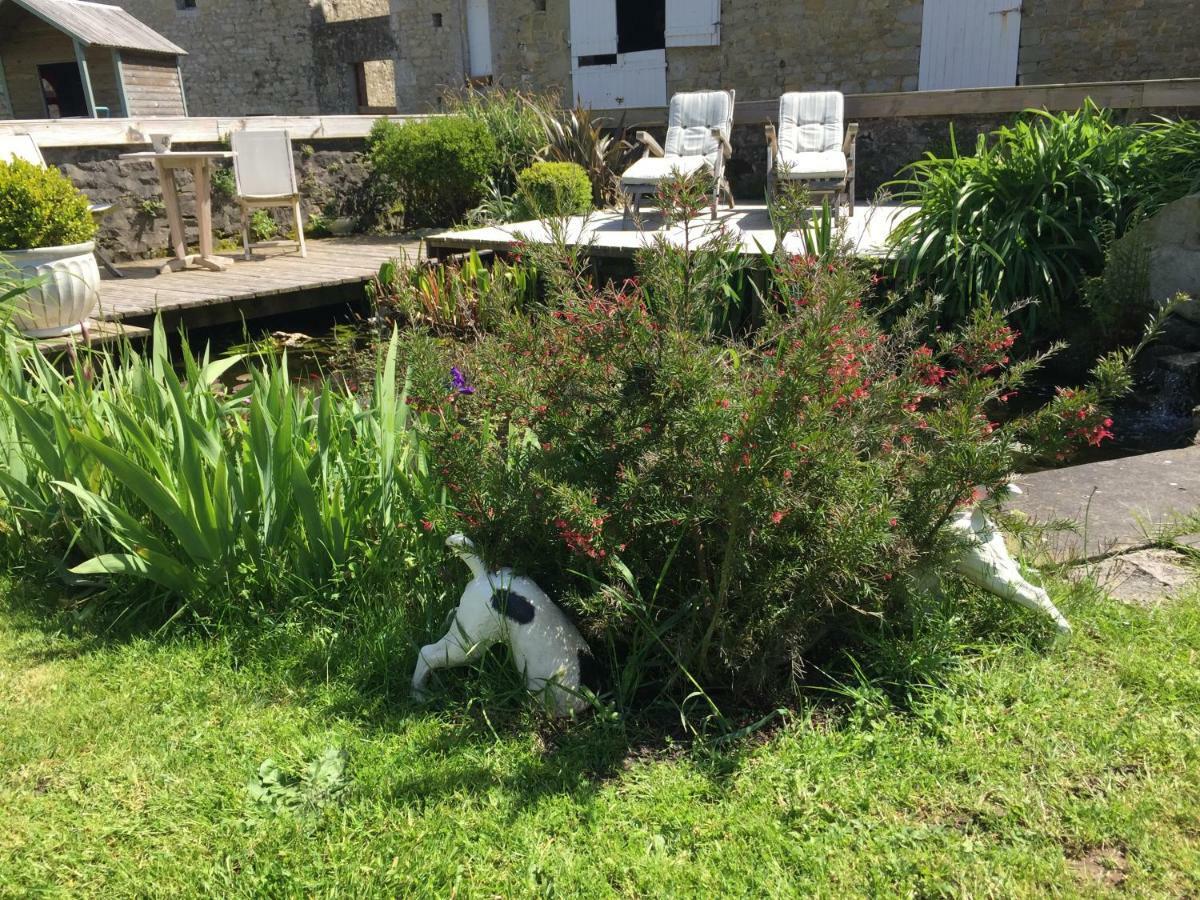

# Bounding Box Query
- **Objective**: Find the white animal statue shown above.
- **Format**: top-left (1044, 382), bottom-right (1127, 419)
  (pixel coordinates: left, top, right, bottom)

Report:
top-left (947, 486), bottom-right (1072, 633)
top-left (411, 533), bottom-right (599, 716)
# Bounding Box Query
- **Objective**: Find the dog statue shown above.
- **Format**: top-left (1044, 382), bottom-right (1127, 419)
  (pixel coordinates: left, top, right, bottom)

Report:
top-left (411, 533), bottom-right (599, 715)
top-left (947, 486), bottom-right (1072, 633)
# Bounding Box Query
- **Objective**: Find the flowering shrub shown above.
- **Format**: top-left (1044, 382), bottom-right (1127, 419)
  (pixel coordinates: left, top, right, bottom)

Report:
top-left (401, 179), bottom-right (1141, 705)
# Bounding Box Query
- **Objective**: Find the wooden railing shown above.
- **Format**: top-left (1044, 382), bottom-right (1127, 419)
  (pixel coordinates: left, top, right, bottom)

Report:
top-left (3, 78), bottom-right (1198, 147)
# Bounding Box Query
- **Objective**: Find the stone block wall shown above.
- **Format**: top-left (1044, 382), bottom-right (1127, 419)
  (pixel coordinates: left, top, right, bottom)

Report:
top-left (1018, 0), bottom-right (1199, 85)
top-left (43, 140), bottom-right (376, 261)
top-left (109, 0), bottom-right (393, 116)
top-left (673, 0), bottom-right (923, 99)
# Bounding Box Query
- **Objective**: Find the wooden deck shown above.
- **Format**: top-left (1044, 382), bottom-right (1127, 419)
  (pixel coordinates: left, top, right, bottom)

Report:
top-left (426, 203), bottom-right (914, 261)
top-left (95, 235), bottom-right (423, 328)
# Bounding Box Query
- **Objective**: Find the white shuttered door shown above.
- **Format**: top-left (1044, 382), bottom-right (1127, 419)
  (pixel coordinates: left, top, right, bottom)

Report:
top-left (569, 0), bottom-right (617, 57)
top-left (572, 51), bottom-right (667, 108)
top-left (665, 0), bottom-right (721, 47)
top-left (919, 0), bottom-right (1022, 90)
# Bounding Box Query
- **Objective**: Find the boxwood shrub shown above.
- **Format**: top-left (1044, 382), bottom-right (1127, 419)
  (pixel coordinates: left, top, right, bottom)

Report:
top-left (0, 158), bottom-right (96, 251)
top-left (367, 116), bottom-right (499, 228)
top-left (515, 161), bottom-right (593, 219)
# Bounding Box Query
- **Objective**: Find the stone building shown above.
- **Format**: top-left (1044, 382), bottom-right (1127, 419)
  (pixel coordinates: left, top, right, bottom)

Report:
top-left (105, 0), bottom-right (398, 116)
top-left (386, 0), bottom-right (1199, 113)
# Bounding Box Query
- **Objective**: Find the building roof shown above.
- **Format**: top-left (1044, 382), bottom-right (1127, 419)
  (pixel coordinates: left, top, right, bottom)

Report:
top-left (0, 0), bottom-right (187, 55)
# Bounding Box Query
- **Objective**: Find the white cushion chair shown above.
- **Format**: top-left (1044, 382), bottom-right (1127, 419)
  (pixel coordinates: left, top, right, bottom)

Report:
top-left (231, 129), bottom-right (306, 259)
top-left (620, 89), bottom-right (736, 227)
top-left (0, 133), bottom-right (125, 277)
top-left (765, 92), bottom-right (859, 217)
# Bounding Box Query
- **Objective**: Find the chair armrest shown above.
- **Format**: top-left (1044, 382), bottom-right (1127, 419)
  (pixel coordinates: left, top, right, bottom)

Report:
top-left (636, 131), bottom-right (665, 158)
top-left (765, 123), bottom-right (778, 172)
top-left (711, 126), bottom-right (733, 159)
top-left (842, 123), bottom-right (859, 155)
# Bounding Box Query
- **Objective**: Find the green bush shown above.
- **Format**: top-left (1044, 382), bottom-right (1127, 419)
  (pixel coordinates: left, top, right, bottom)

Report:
top-left (402, 177), bottom-right (1138, 711)
top-left (515, 161), bottom-right (592, 219)
top-left (0, 320), bottom-right (444, 623)
top-left (367, 116), bottom-right (498, 228)
top-left (0, 158), bottom-right (96, 251)
top-left (443, 87), bottom-right (554, 195)
top-left (888, 103), bottom-right (1200, 340)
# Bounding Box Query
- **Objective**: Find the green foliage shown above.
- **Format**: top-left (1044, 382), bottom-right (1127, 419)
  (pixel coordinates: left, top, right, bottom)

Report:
top-left (515, 161), bottom-right (593, 219)
top-left (1082, 219), bottom-right (1153, 343)
top-left (889, 103), bottom-right (1200, 339)
top-left (368, 249), bottom-right (537, 335)
top-left (442, 86), bottom-right (553, 195)
top-left (209, 165), bottom-right (235, 198)
top-left (0, 320), bottom-right (444, 623)
top-left (247, 748), bottom-right (350, 816)
top-left (535, 100), bottom-right (635, 207)
top-left (367, 116), bottom-right (499, 228)
top-left (250, 209), bottom-right (278, 242)
top-left (0, 159), bottom-right (96, 251)
top-left (403, 180), bottom-right (1135, 709)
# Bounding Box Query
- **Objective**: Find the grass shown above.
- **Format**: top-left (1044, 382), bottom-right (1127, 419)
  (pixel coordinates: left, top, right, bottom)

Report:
top-left (2, 576), bottom-right (1199, 897)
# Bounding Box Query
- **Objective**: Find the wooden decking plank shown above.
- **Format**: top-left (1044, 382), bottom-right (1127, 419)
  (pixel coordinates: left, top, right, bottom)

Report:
top-left (94, 235), bottom-right (424, 326)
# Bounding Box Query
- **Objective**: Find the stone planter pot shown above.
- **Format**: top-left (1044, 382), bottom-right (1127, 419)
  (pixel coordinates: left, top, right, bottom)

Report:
top-left (4, 242), bottom-right (100, 338)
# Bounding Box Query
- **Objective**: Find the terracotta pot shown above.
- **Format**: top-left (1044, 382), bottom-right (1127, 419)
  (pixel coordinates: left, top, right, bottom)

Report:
top-left (4, 242), bottom-right (100, 338)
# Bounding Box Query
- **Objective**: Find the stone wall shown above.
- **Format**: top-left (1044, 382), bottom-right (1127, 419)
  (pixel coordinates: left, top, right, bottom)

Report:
top-left (384, 0), bottom-right (1197, 116)
top-left (1018, 0), bottom-right (1199, 86)
top-left (669, 0), bottom-right (923, 99)
top-left (43, 141), bottom-right (376, 261)
top-left (109, 0), bottom-right (394, 116)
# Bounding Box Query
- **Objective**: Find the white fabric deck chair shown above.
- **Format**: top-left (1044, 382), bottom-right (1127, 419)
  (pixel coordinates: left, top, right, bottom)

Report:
top-left (765, 92), bottom-right (859, 217)
top-left (0, 134), bottom-right (125, 277)
top-left (231, 129), bottom-right (306, 259)
top-left (620, 89), bottom-right (736, 227)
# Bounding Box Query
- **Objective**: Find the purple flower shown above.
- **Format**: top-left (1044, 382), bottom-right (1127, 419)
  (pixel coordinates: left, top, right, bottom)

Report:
top-left (450, 366), bottom-right (475, 395)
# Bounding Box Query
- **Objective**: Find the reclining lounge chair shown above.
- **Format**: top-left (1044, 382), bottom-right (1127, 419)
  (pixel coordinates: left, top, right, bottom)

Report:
top-left (765, 91), bottom-right (859, 217)
top-left (620, 89), bottom-right (736, 227)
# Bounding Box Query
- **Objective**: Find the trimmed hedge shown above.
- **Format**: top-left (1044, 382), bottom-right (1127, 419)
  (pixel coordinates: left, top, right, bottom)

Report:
top-left (0, 159), bottom-right (96, 251)
top-left (515, 161), bottom-right (593, 219)
top-left (367, 116), bottom-right (499, 229)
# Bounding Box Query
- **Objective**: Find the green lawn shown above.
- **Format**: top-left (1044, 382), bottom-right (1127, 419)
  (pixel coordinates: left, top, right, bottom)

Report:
top-left (2, 579), bottom-right (1199, 898)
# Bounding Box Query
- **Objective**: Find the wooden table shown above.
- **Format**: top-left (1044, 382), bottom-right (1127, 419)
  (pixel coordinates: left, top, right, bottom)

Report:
top-left (118, 150), bottom-right (235, 273)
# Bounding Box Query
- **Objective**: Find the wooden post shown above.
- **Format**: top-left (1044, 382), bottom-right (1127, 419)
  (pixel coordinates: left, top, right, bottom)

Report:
top-left (112, 50), bottom-right (129, 118)
top-left (177, 62), bottom-right (189, 116)
top-left (73, 40), bottom-right (98, 118)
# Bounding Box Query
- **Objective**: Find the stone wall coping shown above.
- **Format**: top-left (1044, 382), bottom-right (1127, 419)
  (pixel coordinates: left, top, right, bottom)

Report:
top-left (0, 114), bottom-right (429, 148)
top-left (598, 78), bottom-right (1200, 126)
top-left (4, 77), bottom-right (1198, 148)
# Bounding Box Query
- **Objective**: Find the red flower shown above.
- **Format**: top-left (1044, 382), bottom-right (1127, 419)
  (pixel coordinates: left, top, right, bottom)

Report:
top-left (770, 509), bottom-right (788, 525)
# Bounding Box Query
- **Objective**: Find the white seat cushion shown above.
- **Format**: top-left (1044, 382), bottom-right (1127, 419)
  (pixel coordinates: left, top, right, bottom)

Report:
top-left (621, 154), bottom-right (710, 187)
top-left (778, 91), bottom-right (844, 154)
top-left (775, 150), bottom-right (848, 181)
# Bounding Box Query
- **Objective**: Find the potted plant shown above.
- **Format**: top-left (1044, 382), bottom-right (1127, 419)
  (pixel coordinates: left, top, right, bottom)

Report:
top-left (0, 158), bottom-right (99, 337)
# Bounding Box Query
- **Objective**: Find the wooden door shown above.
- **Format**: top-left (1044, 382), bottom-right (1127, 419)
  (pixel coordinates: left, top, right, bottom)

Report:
top-left (919, 0), bottom-right (1022, 91)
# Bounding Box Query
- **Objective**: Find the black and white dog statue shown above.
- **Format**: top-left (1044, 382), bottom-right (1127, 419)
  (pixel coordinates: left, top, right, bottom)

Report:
top-left (411, 533), bottom-right (599, 715)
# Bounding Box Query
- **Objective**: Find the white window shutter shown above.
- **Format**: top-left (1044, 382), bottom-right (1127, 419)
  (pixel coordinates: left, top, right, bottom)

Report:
top-left (665, 0), bottom-right (720, 47)
top-left (569, 0), bottom-right (618, 57)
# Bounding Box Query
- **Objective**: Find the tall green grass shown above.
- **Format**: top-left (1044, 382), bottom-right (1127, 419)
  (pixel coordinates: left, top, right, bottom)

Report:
top-left (889, 103), bottom-right (1200, 338)
top-left (0, 320), bottom-right (445, 625)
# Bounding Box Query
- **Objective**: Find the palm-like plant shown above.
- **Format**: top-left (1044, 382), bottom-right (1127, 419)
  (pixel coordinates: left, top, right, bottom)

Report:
top-left (535, 101), bottom-right (635, 207)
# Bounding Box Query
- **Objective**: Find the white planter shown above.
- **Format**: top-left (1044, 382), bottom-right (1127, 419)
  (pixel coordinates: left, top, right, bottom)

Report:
top-left (4, 242), bottom-right (100, 338)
